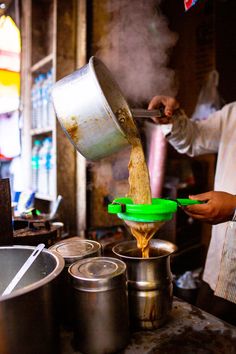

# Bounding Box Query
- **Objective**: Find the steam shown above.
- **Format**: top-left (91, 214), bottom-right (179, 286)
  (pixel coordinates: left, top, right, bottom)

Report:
top-left (97, 0), bottom-right (178, 105)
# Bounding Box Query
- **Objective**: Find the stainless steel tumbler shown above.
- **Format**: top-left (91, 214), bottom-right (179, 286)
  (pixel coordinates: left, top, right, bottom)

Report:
top-left (68, 257), bottom-right (130, 354)
top-left (112, 239), bottom-right (177, 330)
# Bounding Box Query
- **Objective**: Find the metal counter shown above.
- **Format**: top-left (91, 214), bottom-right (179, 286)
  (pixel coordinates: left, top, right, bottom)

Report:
top-left (61, 297), bottom-right (236, 354)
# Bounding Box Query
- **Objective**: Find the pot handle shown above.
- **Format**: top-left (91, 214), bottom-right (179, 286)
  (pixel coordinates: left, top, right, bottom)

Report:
top-left (176, 198), bottom-right (203, 206)
top-left (108, 202), bottom-right (126, 214)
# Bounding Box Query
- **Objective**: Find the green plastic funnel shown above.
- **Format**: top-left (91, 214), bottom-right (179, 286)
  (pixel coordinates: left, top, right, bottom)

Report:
top-left (108, 197), bottom-right (201, 222)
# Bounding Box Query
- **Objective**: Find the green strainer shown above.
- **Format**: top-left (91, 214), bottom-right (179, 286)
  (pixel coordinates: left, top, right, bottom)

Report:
top-left (108, 197), bottom-right (201, 222)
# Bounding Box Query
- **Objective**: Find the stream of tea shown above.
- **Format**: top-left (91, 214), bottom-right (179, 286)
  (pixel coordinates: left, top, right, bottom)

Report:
top-left (116, 108), bottom-right (164, 258)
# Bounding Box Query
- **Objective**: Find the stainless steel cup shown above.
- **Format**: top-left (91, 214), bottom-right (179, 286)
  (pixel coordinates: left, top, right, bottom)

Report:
top-left (49, 237), bottom-right (101, 328)
top-left (112, 239), bottom-right (177, 330)
top-left (68, 257), bottom-right (130, 354)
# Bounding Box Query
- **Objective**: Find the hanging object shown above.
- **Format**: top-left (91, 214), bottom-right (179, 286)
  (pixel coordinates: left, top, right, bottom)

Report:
top-left (0, 15), bottom-right (20, 114)
top-left (184, 0), bottom-right (199, 11)
top-left (192, 70), bottom-right (225, 121)
top-left (0, 16), bottom-right (21, 72)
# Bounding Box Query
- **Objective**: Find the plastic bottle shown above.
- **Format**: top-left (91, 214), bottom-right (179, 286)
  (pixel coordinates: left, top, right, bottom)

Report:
top-left (36, 74), bottom-right (44, 129)
top-left (47, 69), bottom-right (54, 127)
top-left (46, 137), bottom-right (54, 196)
top-left (31, 139), bottom-right (41, 192)
top-left (38, 138), bottom-right (48, 195)
top-left (34, 76), bottom-right (40, 129)
top-left (38, 137), bottom-right (54, 196)
top-left (41, 74), bottom-right (48, 128)
top-left (31, 79), bottom-right (37, 129)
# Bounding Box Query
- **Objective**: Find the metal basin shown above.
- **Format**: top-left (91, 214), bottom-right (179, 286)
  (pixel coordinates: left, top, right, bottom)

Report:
top-left (0, 245), bottom-right (64, 354)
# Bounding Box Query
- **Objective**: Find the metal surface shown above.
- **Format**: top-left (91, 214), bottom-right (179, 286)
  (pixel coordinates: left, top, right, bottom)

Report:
top-left (52, 56), bottom-right (135, 161)
top-left (0, 246), bottom-right (64, 354)
top-left (49, 237), bottom-right (101, 267)
top-left (69, 256), bottom-right (127, 291)
top-left (69, 257), bottom-right (129, 354)
top-left (2, 243), bottom-right (45, 296)
top-left (132, 107), bottom-right (181, 119)
top-left (61, 297), bottom-right (236, 353)
top-left (49, 237), bottom-right (101, 329)
top-left (131, 108), bottom-right (164, 118)
top-left (113, 239), bottom-right (177, 330)
top-left (124, 298), bottom-right (236, 354)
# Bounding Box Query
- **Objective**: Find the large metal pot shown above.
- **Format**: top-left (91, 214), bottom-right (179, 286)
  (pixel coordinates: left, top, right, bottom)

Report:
top-left (113, 239), bottom-right (177, 330)
top-left (51, 56), bottom-right (135, 161)
top-left (0, 245), bottom-right (64, 354)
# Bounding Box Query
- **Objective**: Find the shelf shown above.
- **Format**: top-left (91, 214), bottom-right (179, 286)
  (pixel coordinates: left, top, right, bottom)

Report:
top-left (31, 53), bottom-right (53, 73)
top-left (21, 0), bottom-right (85, 234)
top-left (30, 127), bottom-right (53, 136)
top-left (35, 193), bottom-right (54, 202)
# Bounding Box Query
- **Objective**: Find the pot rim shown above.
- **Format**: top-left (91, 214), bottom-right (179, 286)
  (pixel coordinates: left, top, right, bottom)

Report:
top-left (0, 245), bottom-right (65, 301)
top-left (88, 56), bottom-right (133, 138)
top-left (112, 239), bottom-right (177, 260)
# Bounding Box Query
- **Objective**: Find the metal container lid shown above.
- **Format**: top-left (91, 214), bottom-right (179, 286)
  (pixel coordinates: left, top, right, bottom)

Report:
top-left (49, 237), bottom-right (101, 266)
top-left (68, 257), bottom-right (127, 292)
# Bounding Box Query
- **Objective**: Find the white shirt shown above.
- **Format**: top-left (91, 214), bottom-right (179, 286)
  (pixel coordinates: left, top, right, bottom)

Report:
top-left (162, 102), bottom-right (236, 301)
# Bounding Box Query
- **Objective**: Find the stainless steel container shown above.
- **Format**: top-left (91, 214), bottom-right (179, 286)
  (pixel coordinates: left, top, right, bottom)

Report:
top-left (49, 237), bottom-right (101, 266)
top-left (68, 257), bottom-right (130, 354)
top-left (49, 237), bottom-right (101, 328)
top-left (112, 239), bottom-right (177, 330)
top-left (0, 245), bottom-right (64, 354)
top-left (51, 56), bottom-right (135, 161)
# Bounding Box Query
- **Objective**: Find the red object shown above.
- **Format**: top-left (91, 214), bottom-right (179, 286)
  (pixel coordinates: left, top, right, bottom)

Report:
top-left (0, 153), bottom-right (12, 161)
top-left (184, 0), bottom-right (199, 11)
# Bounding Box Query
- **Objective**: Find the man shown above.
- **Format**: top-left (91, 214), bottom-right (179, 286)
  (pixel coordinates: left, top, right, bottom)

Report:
top-left (148, 95), bottom-right (236, 325)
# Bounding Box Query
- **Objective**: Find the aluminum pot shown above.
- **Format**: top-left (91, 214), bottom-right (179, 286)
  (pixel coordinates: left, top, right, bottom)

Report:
top-left (52, 56), bottom-right (136, 161)
top-left (112, 239), bottom-right (177, 330)
top-left (0, 245), bottom-right (64, 354)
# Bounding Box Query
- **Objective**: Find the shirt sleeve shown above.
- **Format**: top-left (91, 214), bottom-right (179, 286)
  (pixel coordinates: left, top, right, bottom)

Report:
top-left (232, 209), bottom-right (236, 222)
top-left (160, 108), bottom-right (224, 157)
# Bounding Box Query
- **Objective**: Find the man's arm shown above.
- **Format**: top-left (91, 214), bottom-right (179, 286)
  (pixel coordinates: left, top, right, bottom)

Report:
top-left (148, 95), bottom-right (222, 156)
top-left (184, 191), bottom-right (236, 224)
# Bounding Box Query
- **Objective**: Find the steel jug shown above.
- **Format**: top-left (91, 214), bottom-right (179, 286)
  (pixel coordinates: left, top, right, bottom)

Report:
top-left (113, 239), bottom-right (177, 330)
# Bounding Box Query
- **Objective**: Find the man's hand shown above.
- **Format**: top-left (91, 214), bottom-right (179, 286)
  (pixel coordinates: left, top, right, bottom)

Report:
top-left (184, 191), bottom-right (236, 224)
top-left (148, 95), bottom-right (180, 124)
